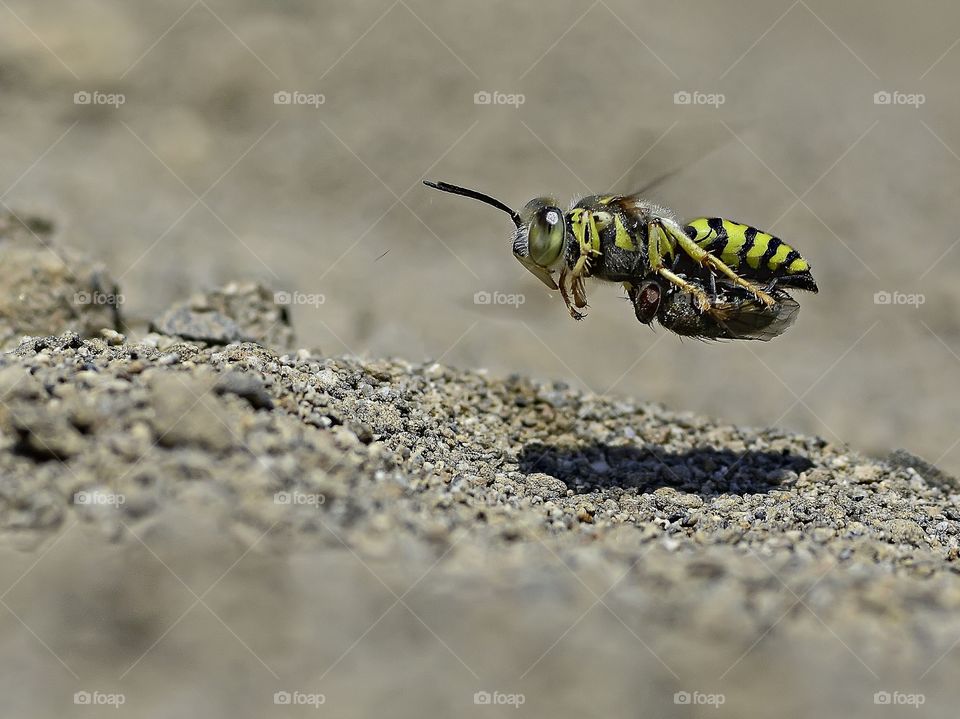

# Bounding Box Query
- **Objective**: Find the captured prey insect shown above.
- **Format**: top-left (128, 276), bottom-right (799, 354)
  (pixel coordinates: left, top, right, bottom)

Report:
top-left (423, 180), bottom-right (818, 341)
top-left (628, 276), bottom-right (800, 341)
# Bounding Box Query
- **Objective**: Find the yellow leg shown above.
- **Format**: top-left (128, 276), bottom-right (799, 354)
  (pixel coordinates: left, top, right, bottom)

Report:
top-left (646, 221), bottom-right (666, 271)
top-left (657, 267), bottom-right (712, 311)
top-left (571, 212), bottom-right (602, 279)
top-left (572, 254), bottom-right (589, 277)
top-left (567, 245), bottom-right (594, 310)
top-left (572, 274), bottom-right (588, 308)
top-left (557, 267), bottom-right (586, 320)
top-left (568, 217), bottom-right (602, 312)
top-left (645, 222), bottom-right (707, 309)
top-left (572, 245), bottom-right (601, 278)
top-left (658, 219), bottom-right (776, 307)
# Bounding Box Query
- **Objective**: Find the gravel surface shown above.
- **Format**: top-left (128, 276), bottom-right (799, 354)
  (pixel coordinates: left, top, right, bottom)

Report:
top-left (1, 323), bottom-right (960, 717)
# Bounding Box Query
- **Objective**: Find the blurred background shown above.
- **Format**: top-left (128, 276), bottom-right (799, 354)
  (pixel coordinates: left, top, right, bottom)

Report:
top-left (0, 0), bottom-right (958, 471)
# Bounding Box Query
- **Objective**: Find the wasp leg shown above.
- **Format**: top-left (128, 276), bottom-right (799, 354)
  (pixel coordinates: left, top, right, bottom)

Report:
top-left (571, 247), bottom-right (602, 280)
top-left (572, 253), bottom-right (589, 278)
top-left (658, 219), bottom-right (776, 307)
top-left (645, 221), bottom-right (668, 272)
top-left (568, 223), bottom-right (600, 312)
top-left (557, 267), bottom-right (586, 320)
top-left (571, 217), bottom-right (602, 279)
top-left (571, 274), bottom-right (589, 308)
top-left (657, 268), bottom-right (712, 311)
top-left (645, 223), bottom-right (711, 311)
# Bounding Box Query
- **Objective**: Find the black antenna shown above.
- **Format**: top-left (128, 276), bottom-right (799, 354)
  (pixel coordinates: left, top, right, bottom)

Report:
top-left (423, 180), bottom-right (522, 228)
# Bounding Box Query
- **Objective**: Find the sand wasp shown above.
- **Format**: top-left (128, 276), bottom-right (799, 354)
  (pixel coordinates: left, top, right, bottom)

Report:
top-left (423, 180), bottom-right (817, 341)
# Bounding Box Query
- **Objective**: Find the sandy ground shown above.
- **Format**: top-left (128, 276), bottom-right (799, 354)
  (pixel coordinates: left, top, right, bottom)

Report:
top-left (0, 0), bottom-right (958, 474)
top-left (2, 327), bottom-right (960, 718)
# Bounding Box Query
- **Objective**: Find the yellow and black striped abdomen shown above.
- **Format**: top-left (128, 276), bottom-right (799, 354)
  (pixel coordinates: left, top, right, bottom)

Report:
top-left (684, 217), bottom-right (818, 292)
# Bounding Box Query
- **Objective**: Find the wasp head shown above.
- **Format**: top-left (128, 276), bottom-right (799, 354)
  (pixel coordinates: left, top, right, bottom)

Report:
top-left (511, 197), bottom-right (566, 290)
top-left (423, 180), bottom-right (565, 291)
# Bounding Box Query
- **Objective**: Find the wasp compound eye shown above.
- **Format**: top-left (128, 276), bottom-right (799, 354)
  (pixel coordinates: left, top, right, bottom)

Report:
top-left (528, 206), bottom-right (565, 267)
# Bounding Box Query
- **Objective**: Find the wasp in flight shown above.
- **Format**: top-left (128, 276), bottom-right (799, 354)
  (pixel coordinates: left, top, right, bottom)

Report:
top-left (423, 180), bottom-right (817, 341)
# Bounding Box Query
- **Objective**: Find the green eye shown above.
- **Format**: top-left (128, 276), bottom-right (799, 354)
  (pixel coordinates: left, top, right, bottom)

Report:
top-left (528, 206), bottom-right (565, 266)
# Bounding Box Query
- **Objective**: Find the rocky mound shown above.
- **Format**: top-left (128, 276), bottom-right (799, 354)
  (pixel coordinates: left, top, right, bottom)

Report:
top-left (0, 328), bottom-right (958, 717)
